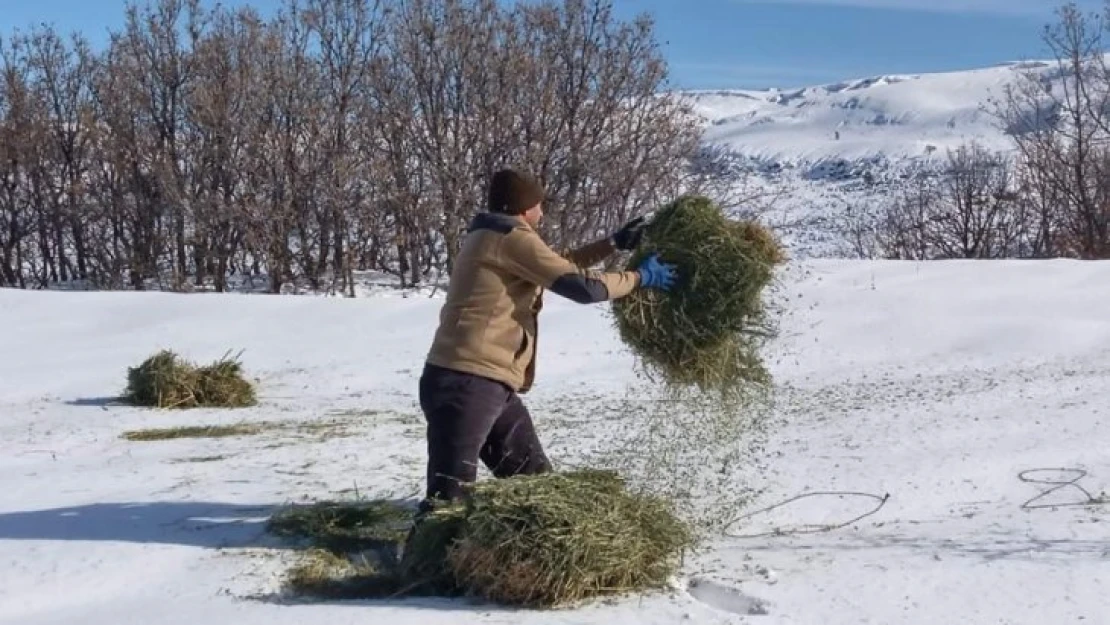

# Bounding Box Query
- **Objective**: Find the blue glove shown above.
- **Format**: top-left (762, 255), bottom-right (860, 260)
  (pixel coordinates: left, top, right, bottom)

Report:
top-left (637, 253), bottom-right (677, 291)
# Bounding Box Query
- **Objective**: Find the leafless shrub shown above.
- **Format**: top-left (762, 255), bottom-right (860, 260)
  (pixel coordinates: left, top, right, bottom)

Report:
top-left (0, 0), bottom-right (711, 291)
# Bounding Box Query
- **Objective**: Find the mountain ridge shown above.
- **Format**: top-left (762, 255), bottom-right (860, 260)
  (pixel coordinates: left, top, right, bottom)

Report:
top-left (682, 59), bottom-right (1066, 256)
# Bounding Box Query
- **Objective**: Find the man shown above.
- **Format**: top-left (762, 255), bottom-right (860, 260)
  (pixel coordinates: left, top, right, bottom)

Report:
top-left (417, 168), bottom-right (676, 510)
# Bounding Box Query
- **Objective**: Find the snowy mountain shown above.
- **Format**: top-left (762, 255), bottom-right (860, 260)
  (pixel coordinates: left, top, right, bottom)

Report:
top-left (686, 60), bottom-right (1057, 256)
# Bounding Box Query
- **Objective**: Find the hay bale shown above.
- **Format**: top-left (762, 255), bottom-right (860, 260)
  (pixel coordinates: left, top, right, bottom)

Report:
top-left (123, 349), bottom-right (257, 409)
top-left (399, 469), bottom-right (692, 608)
top-left (612, 195), bottom-right (785, 399)
top-left (397, 502), bottom-right (468, 597)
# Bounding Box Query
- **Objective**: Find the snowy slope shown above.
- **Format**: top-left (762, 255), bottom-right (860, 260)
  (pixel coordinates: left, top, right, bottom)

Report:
top-left (686, 61), bottom-right (1063, 257)
top-left (2, 259), bottom-right (1108, 624)
top-left (688, 63), bottom-right (1031, 165)
top-left (688, 60), bottom-right (1061, 169)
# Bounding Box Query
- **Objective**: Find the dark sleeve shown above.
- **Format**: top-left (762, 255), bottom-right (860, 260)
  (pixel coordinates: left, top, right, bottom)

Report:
top-left (549, 273), bottom-right (609, 303)
top-left (498, 230), bottom-right (640, 304)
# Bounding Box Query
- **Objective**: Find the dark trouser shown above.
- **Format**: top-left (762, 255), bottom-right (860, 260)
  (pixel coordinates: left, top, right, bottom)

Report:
top-left (417, 363), bottom-right (551, 508)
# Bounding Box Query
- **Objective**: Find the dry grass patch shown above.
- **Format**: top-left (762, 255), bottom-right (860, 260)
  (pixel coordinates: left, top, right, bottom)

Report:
top-left (326, 408), bottom-right (385, 418)
top-left (122, 424), bottom-right (262, 441)
top-left (326, 408), bottom-right (421, 426)
top-left (284, 549), bottom-right (400, 599)
top-left (170, 454), bottom-right (229, 463)
top-left (293, 419), bottom-right (358, 442)
top-left (122, 416), bottom-right (363, 445)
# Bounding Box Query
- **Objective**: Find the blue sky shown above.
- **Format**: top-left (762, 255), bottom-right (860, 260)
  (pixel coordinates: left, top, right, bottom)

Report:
top-left (0, 0), bottom-right (1101, 89)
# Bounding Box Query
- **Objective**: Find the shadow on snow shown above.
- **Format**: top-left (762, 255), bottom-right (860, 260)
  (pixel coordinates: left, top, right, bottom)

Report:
top-left (0, 499), bottom-right (412, 550)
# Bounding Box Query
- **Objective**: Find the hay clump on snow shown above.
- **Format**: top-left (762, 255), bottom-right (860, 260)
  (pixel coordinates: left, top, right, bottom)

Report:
top-left (612, 195), bottom-right (785, 400)
top-left (269, 471), bottom-right (693, 607)
top-left (124, 349), bottom-right (257, 409)
top-left (283, 548), bottom-right (399, 600)
top-left (399, 469), bottom-right (692, 608)
top-left (268, 500), bottom-right (411, 553)
top-left (268, 500), bottom-right (412, 599)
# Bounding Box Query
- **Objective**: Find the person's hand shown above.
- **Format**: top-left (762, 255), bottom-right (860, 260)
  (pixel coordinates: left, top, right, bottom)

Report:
top-left (637, 253), bottom-right (677, 291)
top-left (612, 216), bottom-right (647, 251)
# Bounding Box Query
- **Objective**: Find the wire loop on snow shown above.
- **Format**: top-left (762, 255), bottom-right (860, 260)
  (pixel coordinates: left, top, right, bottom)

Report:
top-left (1018, 468), bottom-right (1107, 510)
top-left (723, 491), bottom-right (890, 539)
top-left (721, 468), bottom-right (1107, 541)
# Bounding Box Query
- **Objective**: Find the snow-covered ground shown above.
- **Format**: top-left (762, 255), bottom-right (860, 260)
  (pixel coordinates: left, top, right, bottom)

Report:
top-left (2, 258), bottom-right (1108, 624)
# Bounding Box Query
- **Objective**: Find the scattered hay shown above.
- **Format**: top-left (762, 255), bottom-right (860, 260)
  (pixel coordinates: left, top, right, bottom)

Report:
top-left (293, 419), bottom-right (358, 442)
top-left (268, 499), bottom-right (413, 600)
top-left (268, 499), bottom-right (411, 553)
top-left (613, 195), bottom-right (785, 401)
top-left (122, 424), bottom-right (261, 441)
top-left (326, 408), bottom-right (386, 418)
top-left (268, 470), bottom-right (692, 608)
top-left (575, 393), bottom-right (775, 536)
top-left (284, 548), bottom-right (399, 599)
top-left (123, 349), bottom-right (257, 409)
top-left (170, 455), bottom-right (228, 463)
top-left (400, 469), bottom-right (693, 608)
top-left (123, 417), bottom-right (362, 445)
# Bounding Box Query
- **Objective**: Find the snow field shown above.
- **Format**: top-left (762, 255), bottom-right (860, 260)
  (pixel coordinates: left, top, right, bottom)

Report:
top-left (1, 258), bottom-right (1108, 624)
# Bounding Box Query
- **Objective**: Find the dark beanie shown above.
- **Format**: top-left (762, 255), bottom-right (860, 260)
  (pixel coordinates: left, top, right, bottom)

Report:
top-left (487, 169), bottom-right (544, 215)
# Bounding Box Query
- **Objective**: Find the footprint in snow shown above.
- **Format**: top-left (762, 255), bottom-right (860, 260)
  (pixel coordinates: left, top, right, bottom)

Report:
top-left (687, 577), bottom-right (770, 616)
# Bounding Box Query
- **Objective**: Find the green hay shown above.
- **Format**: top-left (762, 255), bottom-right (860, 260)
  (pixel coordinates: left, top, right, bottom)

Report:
top-left (397, 502), bottom-right (468, 597)
top-left (123, 350), bottom-right (257, 409)
top-left (268, 500), bottom-right (413, 600)
top-left (613, 195), bottom-right (786, 401)
top-left (194, 357), bottom-right (257, 407)
top-left (284, 548), bottom-right (400, 599)
top-left (269, 471), bottom-right (692, 608)
top-left (399, 469), bottom-right (693, 608)
top-left (121, 424), bottom-right (261, 441)
top-left (267, 500), bottom-right (412, 553)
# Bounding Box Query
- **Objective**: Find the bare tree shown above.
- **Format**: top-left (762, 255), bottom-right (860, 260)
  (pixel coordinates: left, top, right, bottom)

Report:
top-left (187, 6), bottom-right (267, 291)
top-left (23, 27), bottom-right (98, 284)
top-left (0, 0), bottom-right (709, 291)
top-left (303, 0), bottom-right (387, 294)
top-left (875, 173), bottom-right (937, 260)
top-left (831, 196), bottom-right (882, 259)
top-left (0, 35), bottom-right (39, 287)
top-left (928, 143), bottom-right (1021, 258)
top-left (990, 2), bottom-right (1110, 259)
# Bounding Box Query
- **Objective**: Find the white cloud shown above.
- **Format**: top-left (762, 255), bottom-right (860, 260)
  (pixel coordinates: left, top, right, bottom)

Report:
top-left (730, 0), bottom-right (1103, 17)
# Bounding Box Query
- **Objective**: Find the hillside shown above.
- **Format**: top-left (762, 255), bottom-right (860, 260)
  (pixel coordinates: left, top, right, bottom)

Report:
top-left (686, 60), bottom-right (1058, 256)
top-left (1, 259), bottom-right (1107, 624)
